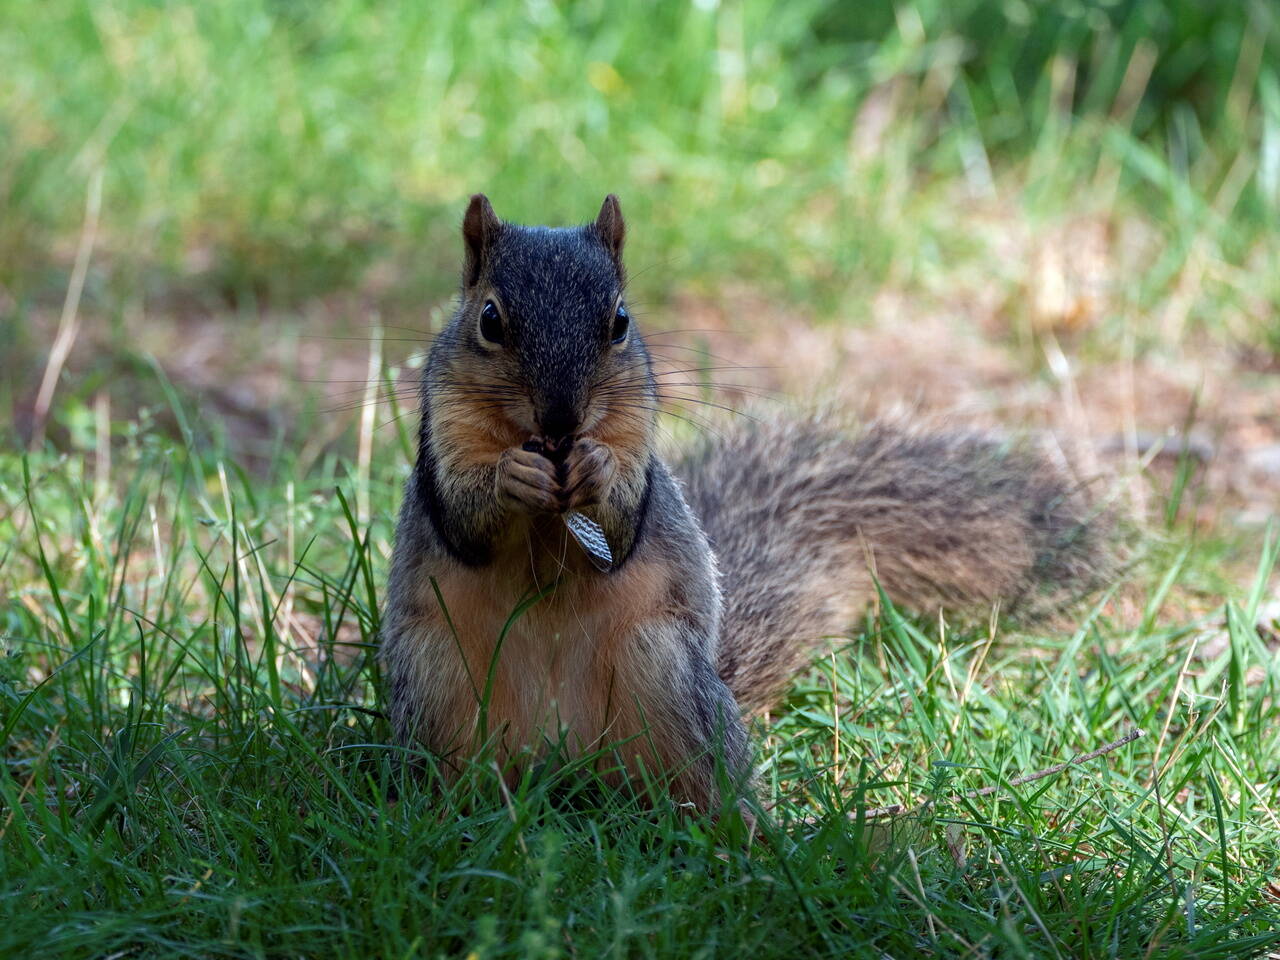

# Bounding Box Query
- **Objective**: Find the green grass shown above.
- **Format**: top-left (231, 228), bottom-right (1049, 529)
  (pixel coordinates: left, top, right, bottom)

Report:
top-left (3, 0), bottom-right (1278, 340)
top-left (3, 386), bottom-right (1280, 957)
top-left (5, 1), bottom-right (1280, 956)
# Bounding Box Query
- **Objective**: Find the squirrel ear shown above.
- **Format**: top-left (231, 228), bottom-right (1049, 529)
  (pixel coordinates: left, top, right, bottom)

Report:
top-left (593, 194), bottom-right (626, 269)
top-left (462, 193), bottom-right (501, 288)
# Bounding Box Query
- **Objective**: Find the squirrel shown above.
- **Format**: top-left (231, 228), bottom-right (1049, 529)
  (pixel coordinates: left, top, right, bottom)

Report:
top-left (380, 194), bottom-right (1110, 813)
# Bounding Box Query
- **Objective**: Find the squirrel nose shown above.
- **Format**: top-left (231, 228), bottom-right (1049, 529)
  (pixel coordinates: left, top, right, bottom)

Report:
top-left (539, 401), bottom-right (580, 447)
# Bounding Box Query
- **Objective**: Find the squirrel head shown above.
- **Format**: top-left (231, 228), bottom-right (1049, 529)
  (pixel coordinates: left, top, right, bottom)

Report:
top-left (431, 194), bottom-right (653, 447)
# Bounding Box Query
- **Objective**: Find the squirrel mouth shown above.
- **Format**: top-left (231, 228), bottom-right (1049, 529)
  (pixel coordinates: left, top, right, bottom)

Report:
top-left (522, 434), bottom-right (575, 466)
top-left (537, 434), bottom-right (575, 465)
top-left (520, 434), bottom-right (573, 479)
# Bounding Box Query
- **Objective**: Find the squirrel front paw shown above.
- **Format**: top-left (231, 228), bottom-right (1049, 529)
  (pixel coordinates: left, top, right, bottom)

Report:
top-left (561, 437), bottom-right (617, 510)
top-left (496, 446), bottom-right (562, 515)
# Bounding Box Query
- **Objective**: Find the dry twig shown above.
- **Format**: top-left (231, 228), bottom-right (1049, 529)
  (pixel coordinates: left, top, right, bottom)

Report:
top-left (799, 727), bottom-right (1147, 825)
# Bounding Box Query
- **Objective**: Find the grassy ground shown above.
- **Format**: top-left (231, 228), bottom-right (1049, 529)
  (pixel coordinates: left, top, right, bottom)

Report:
top-left (4, 1), bottom-right (1280, 957)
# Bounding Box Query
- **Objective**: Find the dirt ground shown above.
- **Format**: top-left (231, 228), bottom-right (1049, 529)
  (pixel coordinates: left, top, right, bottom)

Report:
top-left (11, 210), bottom-right (1279, 585)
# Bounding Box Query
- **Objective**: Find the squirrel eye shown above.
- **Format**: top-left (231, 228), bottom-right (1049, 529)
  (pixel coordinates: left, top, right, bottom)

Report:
top-left (610, 305), bottom-right (630, 345)
top-left (479, 300), bottom-right (504, 346)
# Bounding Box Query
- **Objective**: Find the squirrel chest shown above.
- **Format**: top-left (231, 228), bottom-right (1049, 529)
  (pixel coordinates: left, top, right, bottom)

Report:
top-left (407, 537), bottom-right (679, 763)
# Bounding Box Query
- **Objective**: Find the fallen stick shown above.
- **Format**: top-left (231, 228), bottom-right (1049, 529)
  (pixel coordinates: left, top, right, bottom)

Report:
top-left (966, 726), bottom-right (1147, 798)
top-left (30, 169), bottom-right (102, 451)
top-left (801, 727), bottom-right (1147, 824)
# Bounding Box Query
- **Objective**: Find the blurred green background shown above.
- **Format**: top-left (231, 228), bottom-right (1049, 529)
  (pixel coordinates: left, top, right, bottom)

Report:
top-left (3, 0), bottom-right (1277, 315)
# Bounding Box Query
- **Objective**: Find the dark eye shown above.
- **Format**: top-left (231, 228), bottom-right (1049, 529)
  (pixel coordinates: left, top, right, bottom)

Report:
top-left (479, 300), bottom-right (504, 346)
top-left (610, 305), bottom-right (630, 345)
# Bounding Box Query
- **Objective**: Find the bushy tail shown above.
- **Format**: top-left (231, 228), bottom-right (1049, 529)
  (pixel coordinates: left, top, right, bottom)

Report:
top-left (676, 415), bottom-right (1112, 714)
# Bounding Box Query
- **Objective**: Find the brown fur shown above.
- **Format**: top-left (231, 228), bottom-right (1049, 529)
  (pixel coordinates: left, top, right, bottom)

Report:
top-left (591, 395), bottom-right (652, 483)
top-left (677, 414), bottom-right (1113, 714)
top-left (381, 195), bottom-right (1113, 814)
top-left (386, 522), bottom-right (722, 798)
top-left (430, 358), bottom-right (527, 472)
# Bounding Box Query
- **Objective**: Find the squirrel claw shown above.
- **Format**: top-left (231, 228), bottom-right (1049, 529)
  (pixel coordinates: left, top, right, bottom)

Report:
top-left (496, 446), bottom-right (562, 515)
top-left (562, 437), bottom-right (617, 510)
top-left (497, 438), bottom-right (617, 514)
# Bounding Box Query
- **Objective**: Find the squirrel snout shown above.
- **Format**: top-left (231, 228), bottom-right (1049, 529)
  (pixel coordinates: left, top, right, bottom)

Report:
top-left (538, 401), bottom-right (580, 451)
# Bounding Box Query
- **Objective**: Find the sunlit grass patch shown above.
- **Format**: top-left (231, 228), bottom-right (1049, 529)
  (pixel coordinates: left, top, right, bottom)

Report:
top-left (3, 383), bottom-right (1278, 955)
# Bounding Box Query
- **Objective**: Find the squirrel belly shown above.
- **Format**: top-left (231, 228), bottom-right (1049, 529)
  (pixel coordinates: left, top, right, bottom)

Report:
top-left (382, 461), bottom-right (750, 809)
top-left (377, 193), bottom-right (1112, 813)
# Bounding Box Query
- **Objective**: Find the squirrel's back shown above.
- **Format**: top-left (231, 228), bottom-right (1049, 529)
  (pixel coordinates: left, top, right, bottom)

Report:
top-left (678, 414), bottom-right (1111, 713)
